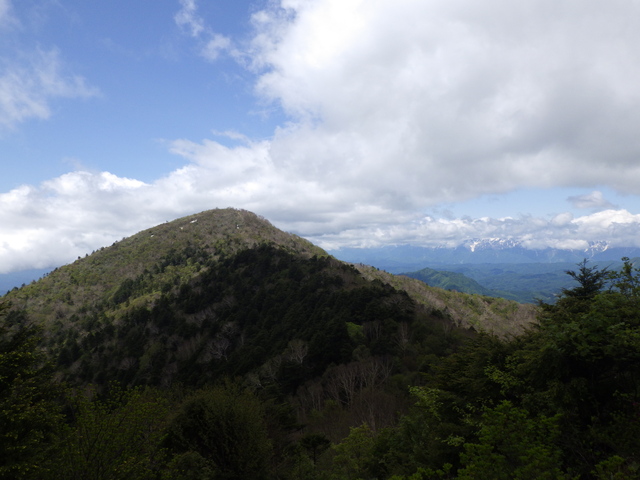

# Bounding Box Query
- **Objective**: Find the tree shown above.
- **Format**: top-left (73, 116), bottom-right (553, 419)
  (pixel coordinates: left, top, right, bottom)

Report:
top-left (561, 259), bottom-right (608, 301)
top-left (164, 385), bottom-right (273, 480)
top-left (488, 260), bottom-right (640, 475)
top-left (331, 423), bottom-right (377, 480)
top-left (0, 303), bottom-right (63, 480)
top-left (457, 401), bottom-right (569, 480)
top-left (45, 386), bottom-right (170, 480)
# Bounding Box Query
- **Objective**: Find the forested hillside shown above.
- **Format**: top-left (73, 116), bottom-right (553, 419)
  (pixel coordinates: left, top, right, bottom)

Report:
top-left (1, 210), bottom-right (637, 479)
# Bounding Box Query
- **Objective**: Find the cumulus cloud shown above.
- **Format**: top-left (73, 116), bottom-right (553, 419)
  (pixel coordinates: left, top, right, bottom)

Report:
top-left (308, 209), bottom-right (640, 251)
top-left (2, 162), bottom-right (640, 273)
top-left (0, 48), bottom-right (98, 130)
top-left (0, 172), bottom-right (150, 272)
top-left (4, 0), bottom-right (640, 271)
top-left (568, 191), bottom-right (617, 210)
top-left (244, 0), bottom-right (640, 205)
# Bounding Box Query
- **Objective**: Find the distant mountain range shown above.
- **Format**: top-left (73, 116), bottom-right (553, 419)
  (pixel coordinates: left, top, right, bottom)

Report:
top-left (328, 241), bottom-right (639, 303)
top-left (328, 240), bottom-right (640, 273)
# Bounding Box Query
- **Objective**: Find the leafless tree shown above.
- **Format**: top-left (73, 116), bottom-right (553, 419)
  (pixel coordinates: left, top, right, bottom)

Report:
top-left (260, 355), bottom-right (282, 382)
top-left (118, 357), bottom-right (137, 371)
top-left (395, 322), bottom-right (411, 352)
top-left (363, 320), bottom-right (383, 342)
top-left (286, 339), bottom-right (309, 364)
top-left (359, 357), bottom-right (392, 389)
top-left (210, 335), bottom-right (231, 360)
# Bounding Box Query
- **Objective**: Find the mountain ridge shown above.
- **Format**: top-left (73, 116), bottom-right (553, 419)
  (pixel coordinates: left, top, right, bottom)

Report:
top-left (329, 241), bottom-right (640, 272)
top-left (4, 208), bottom-right (325, 323)
top-left (3, 208), bottom-right (536, 353)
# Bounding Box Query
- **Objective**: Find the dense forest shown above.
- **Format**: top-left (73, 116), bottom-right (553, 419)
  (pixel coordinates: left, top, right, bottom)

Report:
top-left (1, 210), bottom-right (639, 479)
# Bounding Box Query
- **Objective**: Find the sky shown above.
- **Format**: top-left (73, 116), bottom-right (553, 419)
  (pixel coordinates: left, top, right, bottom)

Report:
top-left (2, 0), bottom-right (640, 273)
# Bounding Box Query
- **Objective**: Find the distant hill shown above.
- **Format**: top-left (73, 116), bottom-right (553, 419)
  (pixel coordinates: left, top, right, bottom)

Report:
top-left (400, 264), bottom-right (580, 304)
top-left (330, 243), bottom-right (635, 303)
top-left (400, 266), bottom-right (512, 298)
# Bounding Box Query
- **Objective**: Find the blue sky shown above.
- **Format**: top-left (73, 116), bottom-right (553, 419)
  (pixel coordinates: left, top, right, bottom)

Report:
top-left (2, 0), bottom-right (640, 273)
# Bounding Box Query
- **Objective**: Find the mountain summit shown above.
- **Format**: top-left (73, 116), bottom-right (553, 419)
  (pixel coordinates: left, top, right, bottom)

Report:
top-left (6, 208), bottom-right (323, 321)
top-left (3, 208), bottom-right (535, 389)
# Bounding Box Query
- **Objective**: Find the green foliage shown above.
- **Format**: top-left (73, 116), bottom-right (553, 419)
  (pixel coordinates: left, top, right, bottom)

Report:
top-left (44, 385), bottom-right (170, 480)
top-left (331, 423), bottom-right (377, 480)
top-left (457, 401), bottom-right (568, 480)
top-left (160, 451), bottom-right (217, 480)
top-left (0, 302), bottom-right (62, 480)
top-left (592, 455), bottom-right (640, 480)
top-left (561, 259), bottom-right (609, 301)
top-left (300, 433), bottom-right (331, 465)
top-left (39, 243), bottom-right (450, 392)
top-left (11, 212), bottom-right (613, 479)
top-left (352, 259), bottom-right (640, 479)
top-left (164, 384), bottom-right (273, 480)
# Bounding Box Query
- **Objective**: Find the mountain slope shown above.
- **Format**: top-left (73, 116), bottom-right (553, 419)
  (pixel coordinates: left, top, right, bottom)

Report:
top-left (401, 266), bottom-right (503, 297)
top-left (353, 265), bottom-right (536, 338)
top-left (4, 208), bottom-right (325, 323)
top-left (0, 208), bottom-right (548, 479)
top-left (2, 208), bottom-right (537, 391)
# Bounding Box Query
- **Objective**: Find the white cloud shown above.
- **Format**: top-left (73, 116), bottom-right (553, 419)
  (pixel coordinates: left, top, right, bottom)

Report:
top-left (244, 0), bottom-right (640, 206)
top-left (308, 209), bottom-right (640, 251)
top-left (202, 34), bottom-right (232, 61)
top-left (174, 0), bottom-right (231, 61)
top-left (3, 160), bottom-right (640, 273)
top-left (0, 172), bottom-right (150, 272)
top-left (0, 48), bottom-right (98, 130)
top-left (4, 0), bottom-right (640, 271)
top-left (174, 0), bottom-right (205, 37)
top-left (567, 191), bottom-right (617, 210)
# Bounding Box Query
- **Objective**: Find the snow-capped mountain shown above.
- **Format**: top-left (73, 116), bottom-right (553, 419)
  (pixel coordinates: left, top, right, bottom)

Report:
top-left (329, 240), bottom-right (640, 273)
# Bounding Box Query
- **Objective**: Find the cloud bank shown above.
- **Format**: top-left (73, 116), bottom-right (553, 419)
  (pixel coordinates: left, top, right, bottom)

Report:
top-left (3, 0), bottom-right (640, 271)
top-left (2, 167), bottom-right (639, 273)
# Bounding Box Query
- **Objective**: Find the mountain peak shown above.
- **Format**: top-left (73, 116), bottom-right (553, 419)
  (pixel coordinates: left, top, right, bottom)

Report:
top-left (4, 208), bottom-right (325, 322)
top-left (463, 238), bottom-right (521, 252)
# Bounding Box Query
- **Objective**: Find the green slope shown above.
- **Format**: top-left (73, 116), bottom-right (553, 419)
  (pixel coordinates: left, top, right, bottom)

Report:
top-left (4, 208), bottom-right (325, 324)
top-left (2, 208), bottom-right (537, 389)
top-left (402, 267), bottom-right (505, 297)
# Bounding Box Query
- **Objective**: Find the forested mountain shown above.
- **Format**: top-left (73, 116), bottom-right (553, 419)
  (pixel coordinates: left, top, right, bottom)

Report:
top-left (401, 264), bottom-right (587, 304)
top-left (331, 243), bottom-right (639, 304)
top-left (1, 209), bottom-right (638, 479)
top-left (401, 266), bottom-right (508, 298)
